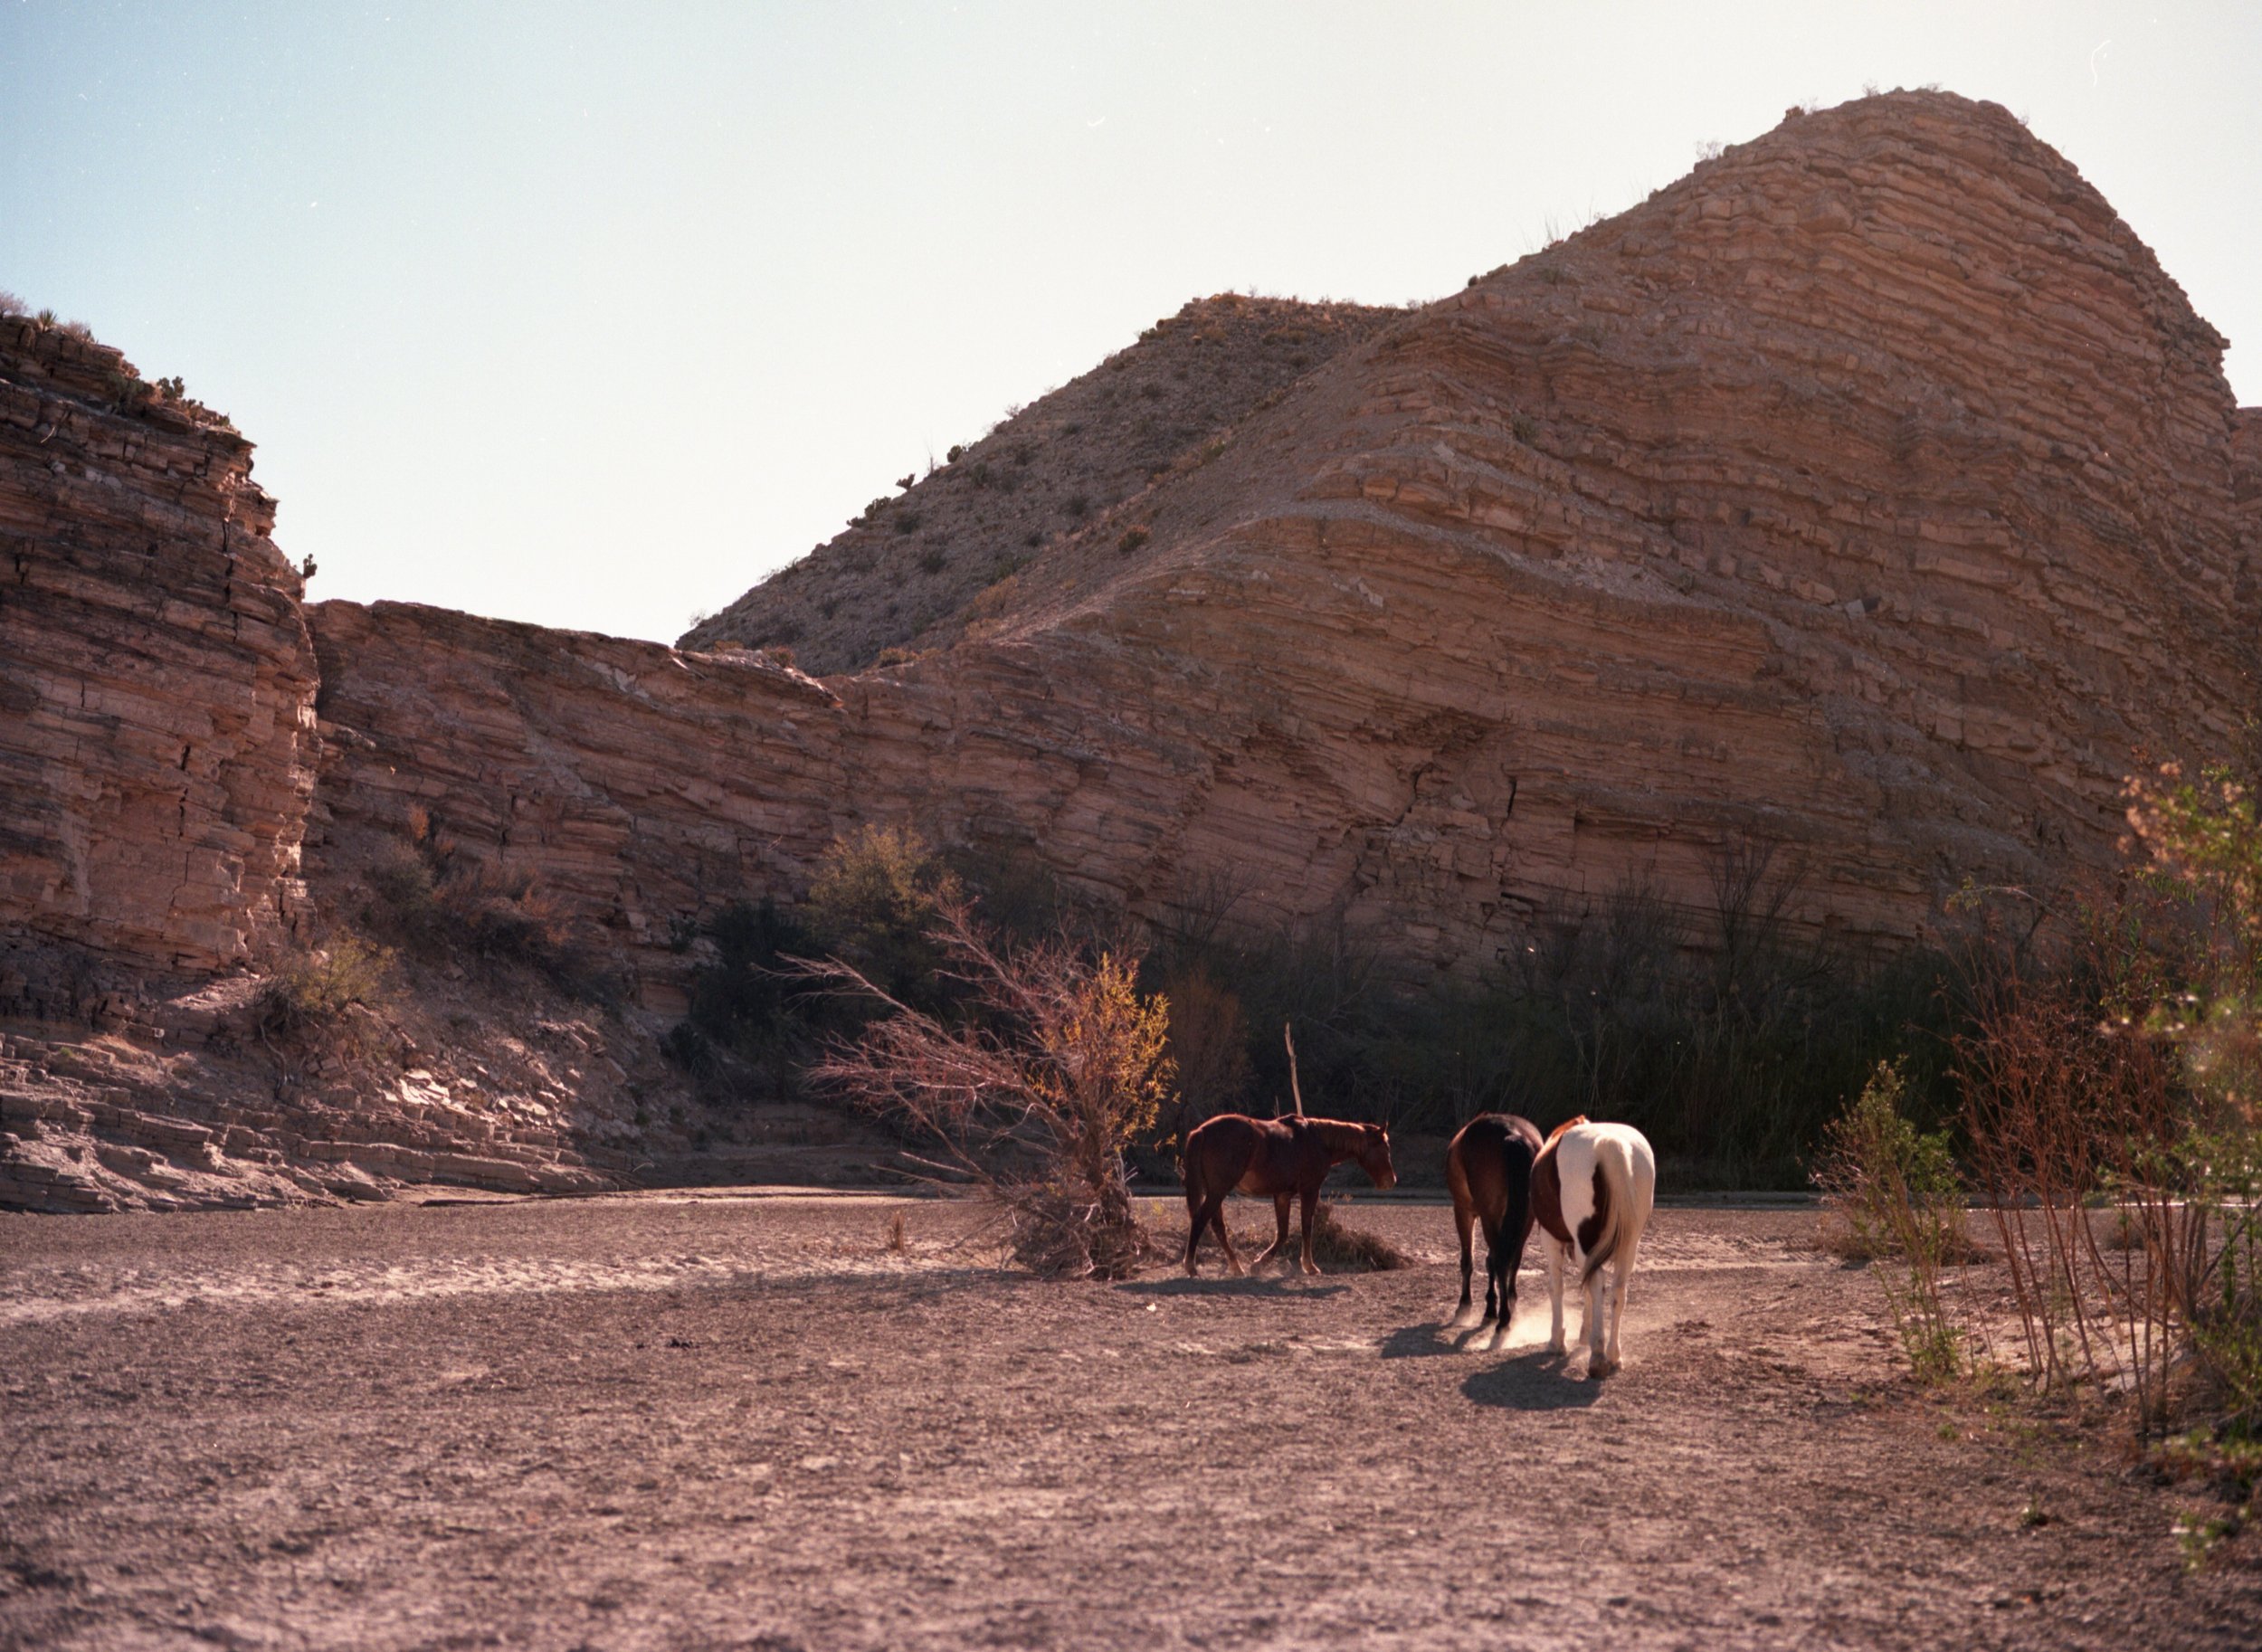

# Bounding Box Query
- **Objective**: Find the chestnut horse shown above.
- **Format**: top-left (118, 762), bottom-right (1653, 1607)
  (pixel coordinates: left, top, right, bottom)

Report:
top-left (1444, 1112), bottom-right (1544, 1349)
top-left (1531, 1118), bottom-right (1657, 1377)
top-left (1181, 1114), bottom-right (1397, 1276)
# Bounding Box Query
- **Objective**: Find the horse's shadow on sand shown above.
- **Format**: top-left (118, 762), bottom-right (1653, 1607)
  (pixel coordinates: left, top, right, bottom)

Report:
top-left (1118, 1274), bottom-right (1349, 1300)
top-left (1382, 1320), bottom-right (1603, 1411)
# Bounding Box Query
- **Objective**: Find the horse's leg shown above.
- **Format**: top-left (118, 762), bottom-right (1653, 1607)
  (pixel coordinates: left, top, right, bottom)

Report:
top-left (1583, 1258), bottom-right (1611, 1376)
top-left (1209, 1198), bottom-right (1244, 1277)
top-left (1483, 1227), bottom-right (1514, 1353)
top-left (1452, 1203), bottom-right (1477, 1326)
top-left (1545, 1238), bottom-right (1568, 1354)
top-left (1183, 1177), bottom-right (1206, 1276)
top-left (1603, 1230), bottom-right (1643, 1372)
top-left (1252, 1193), bottom-right (1292, 1269)
top-left (1297, 1184), bottom-right (1319, 1276)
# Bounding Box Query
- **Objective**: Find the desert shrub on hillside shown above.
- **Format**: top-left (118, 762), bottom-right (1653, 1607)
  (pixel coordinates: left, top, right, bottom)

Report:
top-left (362, 809), bottom-right (602, 999)
top-left (255, 936), bottom-right (393, 1041)
top-left (813, 896), bottom-right (1176, 1278)
top-left (664, 898), bottom-right (829, 1099)
top-left (802, 824), bottom-right (963, 1013)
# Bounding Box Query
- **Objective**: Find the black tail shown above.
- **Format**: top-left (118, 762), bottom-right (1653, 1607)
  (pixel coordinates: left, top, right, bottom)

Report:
top-left (1494, 1135), bottom-right (1538, 1300)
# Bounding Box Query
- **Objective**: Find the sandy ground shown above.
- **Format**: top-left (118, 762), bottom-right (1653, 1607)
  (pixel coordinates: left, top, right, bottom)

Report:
top-left (3, 1192), bottom-right (2257, 1650)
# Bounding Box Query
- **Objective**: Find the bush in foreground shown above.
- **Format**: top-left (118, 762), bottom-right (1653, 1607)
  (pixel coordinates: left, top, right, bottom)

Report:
top-left (811, 895), bottom-right (1175, 1279)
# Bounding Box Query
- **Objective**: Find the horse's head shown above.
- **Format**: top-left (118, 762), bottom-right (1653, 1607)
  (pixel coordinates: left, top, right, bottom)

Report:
top-left (1357, 1124), bottom-right (1397, 1192)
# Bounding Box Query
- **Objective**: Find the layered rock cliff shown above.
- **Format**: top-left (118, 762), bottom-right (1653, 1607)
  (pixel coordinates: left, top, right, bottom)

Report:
top-left (0, 319), bottom-right (316, 995)
top-left (332, 92), bottom-right (2257, 991)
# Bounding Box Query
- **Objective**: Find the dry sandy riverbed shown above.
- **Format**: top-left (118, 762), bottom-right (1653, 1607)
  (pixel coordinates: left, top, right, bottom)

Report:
top-left (3, 1192), bottom-right (2257, 1650)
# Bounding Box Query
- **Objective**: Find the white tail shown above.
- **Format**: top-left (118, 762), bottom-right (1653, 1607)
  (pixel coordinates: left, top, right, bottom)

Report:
top-left (1577, 1141), bottom-right (1629, 1287)
top-left (1576, 1132), bottom-right (1652, 1286)
top-left (1284, 1022), bottom-right (1305, 1116)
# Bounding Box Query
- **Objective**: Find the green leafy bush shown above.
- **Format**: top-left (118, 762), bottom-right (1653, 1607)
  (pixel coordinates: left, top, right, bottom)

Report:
top-left (802, 824), bottom-right (962, 1011)
top-left (1813, 1059), bottom-right (1969, 1380)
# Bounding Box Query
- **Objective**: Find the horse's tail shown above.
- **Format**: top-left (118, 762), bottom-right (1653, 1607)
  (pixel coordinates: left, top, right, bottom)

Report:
top-left (1501, 1135), bottom-right (1535, 1287)
top-left (1577, 1136), bottom-right (1633, 1288)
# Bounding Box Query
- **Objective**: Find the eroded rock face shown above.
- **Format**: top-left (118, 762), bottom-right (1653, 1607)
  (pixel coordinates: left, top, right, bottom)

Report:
top-left (316, 93), bottom-right (2257, 989)
top-left (0, 319), bottom-right (317, 991)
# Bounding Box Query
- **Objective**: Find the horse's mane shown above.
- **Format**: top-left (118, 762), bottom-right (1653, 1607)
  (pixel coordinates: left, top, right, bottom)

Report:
top-left (1545, 1115), bottom-right (1590, 1144)
top-left (1302, 1116), bottom-right (1383, 1151)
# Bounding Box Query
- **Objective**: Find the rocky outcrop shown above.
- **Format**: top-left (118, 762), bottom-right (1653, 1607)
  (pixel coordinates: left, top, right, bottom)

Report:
top-left (315, 92), bottom-right (2257, 990)
top-left (680, 295), bottom-right (1395, 673)
top-left (0, 318), bottom-right (317, 993)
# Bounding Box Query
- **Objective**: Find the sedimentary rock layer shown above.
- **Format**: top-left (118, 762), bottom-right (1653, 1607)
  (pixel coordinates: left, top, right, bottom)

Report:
top-left (0, 319), bottom-right (317, 983)
top-left (320, 93), bottom-right (2257, 989)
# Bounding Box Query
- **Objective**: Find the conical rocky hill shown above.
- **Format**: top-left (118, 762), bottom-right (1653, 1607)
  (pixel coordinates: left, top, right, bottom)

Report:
top-left (855, 86), bottom-right (2259, 955)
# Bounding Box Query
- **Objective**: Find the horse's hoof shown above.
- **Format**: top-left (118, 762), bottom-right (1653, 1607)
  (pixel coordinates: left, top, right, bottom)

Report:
top-left (1588, 1357), bottom-right (1617, 1380)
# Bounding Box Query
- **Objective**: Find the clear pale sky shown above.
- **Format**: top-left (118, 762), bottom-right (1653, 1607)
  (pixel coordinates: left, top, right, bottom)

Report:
top-left (5, 2), bottom-right (2256, 644)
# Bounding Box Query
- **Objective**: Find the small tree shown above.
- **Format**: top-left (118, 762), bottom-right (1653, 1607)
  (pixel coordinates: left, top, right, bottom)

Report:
top-left (803, 824), bottom-right (961, 1011)
top-left (811, 896), bottom-right (1176, 1278)
top-left (1813, 1059), bottom-right (1968, 1381)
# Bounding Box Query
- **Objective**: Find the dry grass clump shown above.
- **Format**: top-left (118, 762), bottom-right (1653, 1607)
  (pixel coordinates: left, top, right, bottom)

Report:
top-left (1307, 1202), bottom-right (1411, 1271)
top-left (1221, 1200), bottom-right (1410, 1273)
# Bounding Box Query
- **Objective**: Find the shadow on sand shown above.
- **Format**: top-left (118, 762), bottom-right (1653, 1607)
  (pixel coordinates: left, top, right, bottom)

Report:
top-left (1380, 1319), bottom-right (1479, 1359)
top-left (1459, 1348), bottom-right (1602, 1411)
top-left (1117, 1274), bottom-right (1348, 1301)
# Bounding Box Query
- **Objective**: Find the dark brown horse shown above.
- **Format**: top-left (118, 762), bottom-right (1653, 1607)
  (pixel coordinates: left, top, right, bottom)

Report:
top-left (1444, 1112), bottom-right (1544, 1348)
top-left (1180, 1115), bottom-right (1397, 1276)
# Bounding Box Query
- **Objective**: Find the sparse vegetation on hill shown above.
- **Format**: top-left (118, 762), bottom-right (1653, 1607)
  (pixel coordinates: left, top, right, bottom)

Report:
top-left (360, 806), bottom-right (604, 1000)
top-left (678, 293), bottom-right (1394, 672)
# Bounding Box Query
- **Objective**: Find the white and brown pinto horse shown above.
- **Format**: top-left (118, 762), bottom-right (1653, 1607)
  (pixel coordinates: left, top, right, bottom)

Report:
top-left (1531, 1117), bottom-right (1657, 1378)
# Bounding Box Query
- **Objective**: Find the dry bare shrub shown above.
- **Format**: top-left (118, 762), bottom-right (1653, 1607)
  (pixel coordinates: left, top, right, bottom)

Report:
top-left (255, 936), bottom-right (393, 1042)
top-left (1949, 761), bottom-right (2262, 1437)
top-left (811, 897), bottom-right (1176, 1279)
